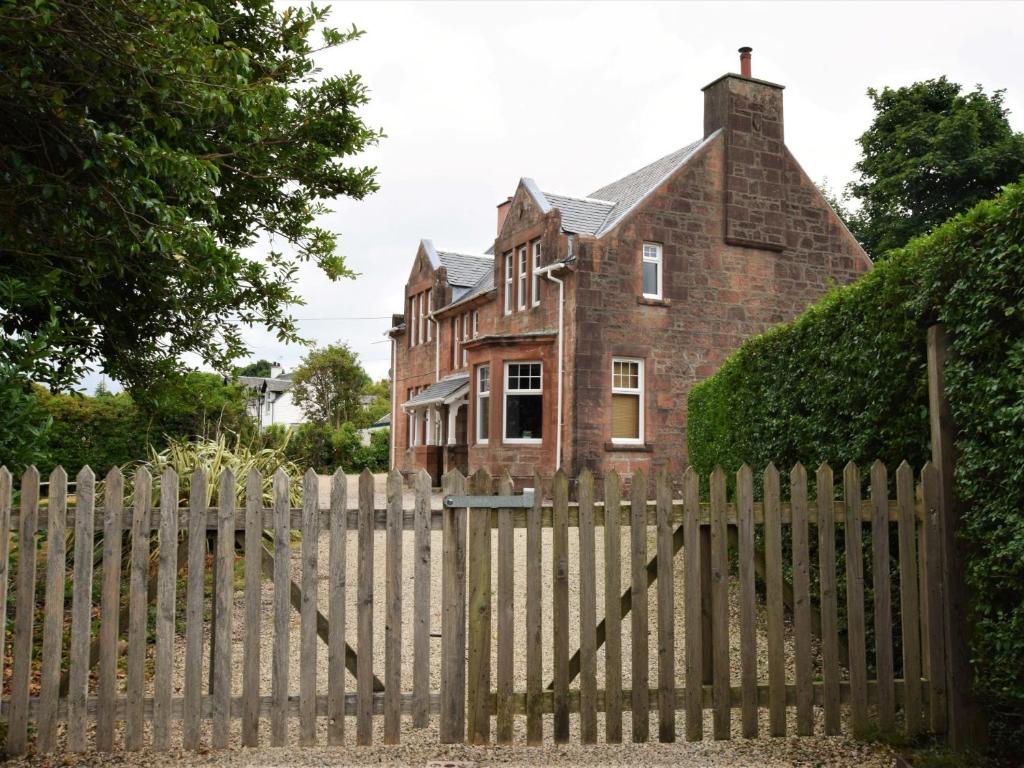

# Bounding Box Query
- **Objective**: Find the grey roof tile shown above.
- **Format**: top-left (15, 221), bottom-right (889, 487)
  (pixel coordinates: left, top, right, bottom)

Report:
top-left (403, 374), bottom-right (470, 408)
top-left (542, 193), bottom-right (615, 236)
top-left (237, 375), bottom-right (292, 394)
top-left (437, 251), bottom-right (492, 288)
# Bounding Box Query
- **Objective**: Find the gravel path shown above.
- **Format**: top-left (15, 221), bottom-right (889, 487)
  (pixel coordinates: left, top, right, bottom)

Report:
top-left (10, 473), bottom-right (896, 767)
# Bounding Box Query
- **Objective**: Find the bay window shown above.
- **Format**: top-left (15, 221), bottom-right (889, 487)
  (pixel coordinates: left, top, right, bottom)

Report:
top-left (476, 364), bottom-right (490, 443)
top-left (504, 362), bottom-right (543, 443)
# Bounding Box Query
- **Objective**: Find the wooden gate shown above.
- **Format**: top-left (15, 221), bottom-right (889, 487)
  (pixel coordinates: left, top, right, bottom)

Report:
top-left (0, 455), bottom-right (954, 754)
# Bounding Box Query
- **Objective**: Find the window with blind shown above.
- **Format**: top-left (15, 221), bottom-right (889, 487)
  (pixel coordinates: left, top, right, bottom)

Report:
top-left (611, 358), bottom-right (644, 444)
top-left (476, 364), bottom-right (490, 443)
top-left (504, 361), bottom-right (543, 443)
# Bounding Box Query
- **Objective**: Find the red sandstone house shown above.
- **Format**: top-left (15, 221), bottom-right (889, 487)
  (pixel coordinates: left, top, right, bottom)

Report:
top-left (388, 49), bottom-right (870, 487)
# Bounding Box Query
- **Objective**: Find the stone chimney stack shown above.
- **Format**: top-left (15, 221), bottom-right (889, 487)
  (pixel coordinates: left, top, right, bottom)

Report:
top-left (702, 47), bottom-right (787, 251)
top-left (496, 196), bottom-right (513, 236)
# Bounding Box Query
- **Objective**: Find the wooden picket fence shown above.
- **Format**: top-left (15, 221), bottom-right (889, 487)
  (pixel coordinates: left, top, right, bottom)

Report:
top-left (0, 458), bottom-right (950, 755)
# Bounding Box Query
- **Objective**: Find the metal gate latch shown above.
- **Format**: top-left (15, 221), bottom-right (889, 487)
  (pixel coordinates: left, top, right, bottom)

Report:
top-left (443, 488), bottom-right (535, 509)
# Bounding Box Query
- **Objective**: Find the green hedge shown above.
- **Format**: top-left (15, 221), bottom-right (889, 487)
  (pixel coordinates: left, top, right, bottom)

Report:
top-left (688, 180), bottom-right (1024, 743)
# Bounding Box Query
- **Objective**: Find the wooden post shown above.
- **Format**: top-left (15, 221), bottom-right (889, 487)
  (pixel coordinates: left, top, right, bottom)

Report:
top-left (440, 470), bottom-right (467, 743)
top-left (553, 469), bottom-right (571, 743)
top-left (926, 323), bottom-right (975, 748)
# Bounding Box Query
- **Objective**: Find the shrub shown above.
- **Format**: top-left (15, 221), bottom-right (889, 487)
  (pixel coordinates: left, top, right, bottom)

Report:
top-left (688, 180), bottom-right (1024, 746)
top-left (284, 422), bottom-right (390, 474)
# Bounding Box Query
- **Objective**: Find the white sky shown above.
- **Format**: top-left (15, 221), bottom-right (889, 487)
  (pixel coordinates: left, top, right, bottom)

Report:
top-left (85, 0), bottom-right (1024, 391)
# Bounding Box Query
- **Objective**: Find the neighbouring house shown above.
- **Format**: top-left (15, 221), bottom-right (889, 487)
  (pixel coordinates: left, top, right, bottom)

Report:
top-left (389, 49), bottom-right (870, 487)
top-left (237, 364), bottom-right (306, 429)
top-left (359, 413), bottom-right (391, 446)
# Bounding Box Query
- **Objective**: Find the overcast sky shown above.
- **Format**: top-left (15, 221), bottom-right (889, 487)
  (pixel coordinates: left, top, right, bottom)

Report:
top-left (85, 1), bottom-right (1024, 391)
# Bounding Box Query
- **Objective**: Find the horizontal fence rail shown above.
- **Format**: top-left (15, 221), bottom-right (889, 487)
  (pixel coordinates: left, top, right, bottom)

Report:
top-left (0, 459), bottom-right (947, 754)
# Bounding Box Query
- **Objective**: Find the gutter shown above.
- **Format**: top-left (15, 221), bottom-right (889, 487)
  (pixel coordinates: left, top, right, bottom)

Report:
top-left (533, 236), bottom-right (574, 471)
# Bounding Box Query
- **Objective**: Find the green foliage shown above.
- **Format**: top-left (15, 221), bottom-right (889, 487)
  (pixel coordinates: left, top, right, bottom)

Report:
top-left (846, 77), bottom-right (1024, 259)
top-left (688, 180), bottom-right (1024, 748)
top-left (0, 0), bottom-right (381, 392)
top-left (291, 342), bottom-right (371, 427)
top-left (0, 372), bottom-right (52, 472)
top-left (234, 359), bottom-right (274, 378)
top-left (284, 422), bottom-right (389, 474)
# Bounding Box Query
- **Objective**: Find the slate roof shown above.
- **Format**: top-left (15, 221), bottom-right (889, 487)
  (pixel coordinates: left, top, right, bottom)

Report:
top-left (437, 250), bottom-right (492, 288)
top-left (402, 374), bottom-right (470, 409)
top-left (238, 374), bottom-right (292, 394)
top-left (528, 132), bottom-right (716, 237)
top-left (442, 265), bottom-right (495, 313)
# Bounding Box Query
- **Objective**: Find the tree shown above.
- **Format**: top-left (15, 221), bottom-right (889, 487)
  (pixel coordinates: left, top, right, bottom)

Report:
top-left (291, 343), bottom-right (370, 427)
top-left (235, 360), bottom-right (274, 378)
top-left (846, 77), bottom-right (1024, 258)
top-left (0, 1), bottom-right (382, 393)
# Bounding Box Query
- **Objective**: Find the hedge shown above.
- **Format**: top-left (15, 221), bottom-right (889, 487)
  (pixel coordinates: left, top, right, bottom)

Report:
top-left (688, 179), bottom-right (1024, 744)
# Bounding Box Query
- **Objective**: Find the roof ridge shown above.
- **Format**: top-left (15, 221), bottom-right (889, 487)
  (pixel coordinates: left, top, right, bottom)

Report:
top-left (543, 191), bottom-right (616, 206)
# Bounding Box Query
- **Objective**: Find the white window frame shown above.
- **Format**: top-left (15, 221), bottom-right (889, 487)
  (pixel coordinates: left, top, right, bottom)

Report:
top-left (419, 291), bottom-right (427, 343)
top-left (476, 364), bottom-right (490, 445)
top-left (611, 357), bottom-right (645, 445)
top-left (531, 241), bottom-right (541, 307)
top-left (517, 246), bottom-right (527, 311)
top-left (504, 252), bottom-right (513, 315)
top-left (472, 310), bottom-right (479, 337)
top-left (642, 242), bottom-right (663, 300)
top-left (410, 295), bottom-right (417, 347)
top-left (461, 313), bottom-right (469, 367)
top-left (426, 290), bottom-right (433, 341)
top-left (452, 317), bottom-right (459, 368)
top-left (502, 361), bottom-right (543, 445)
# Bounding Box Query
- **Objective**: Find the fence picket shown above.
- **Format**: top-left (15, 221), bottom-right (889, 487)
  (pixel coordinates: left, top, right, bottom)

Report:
top-left (817, 463), bottom-right (841, 735)
top-left (791, 463), bottom-right (814, 736)
top-left (467, 468), bottom-right (493, 744)
top-left (843, 461), bottom-right (869, 737)
top-left (655, 470), bottom-right (675, 743)
top-left (710, 467), bottom-right (730, 740)
top-left (328, 469), bottom-right (348, 744)
top-left (97, 467), bottom-right (123, 752)
top-left (737, 464), bottom-right (758, 738)
top-left (243, 470), bottom-right (263, 747)
top-left (126, 468), bottom-right (152, 751)
top-left (871, 460), bottom-right (896, 731)
top-left (272, 469), bottom-right (291, 746)
top-left (8, 466), bottom-right (39, 756)
top-left (153, 468), bottom-right (179, 750)
top-left (683, 467), bottom-right (703, 742)
top-left (301, 470), bottom-right (320, 745)
top-left (212, 470), bottom-right (235, 749)
top-left (0, 469), bottom-right (10, 740)
top-left (67, 467), bottom-right (95, 752)
top-left (603, 470), bottom-right (623, 743)
top-left (897, 461), bottom-right (923, 736)
top-left (578, 469), bottom-right (598, 744)
top-left (38, 468), bottom-right (68, 752)
top-left (412, 469), bottom-right (431, 730)
top-left (440, 470), bottom-right (467, 743)
top-left (384, 469), bottom-right (403, 744)
top-left (764, 464), bottom-right (786, 737)
top-left (526, 471), bottom-right (544, 745)
top-left (183, 469), bottom-right (207, 749)
top-left (630, 469), bottom-right (649, 743)
top-left (357, 468), bottom-right (375, 745)
top-left (922, 463), bottom-right (948, 733)
top-left (553, 469), bottom-right (571, 743)
top-left (497, 471), bottom-right (516, 744)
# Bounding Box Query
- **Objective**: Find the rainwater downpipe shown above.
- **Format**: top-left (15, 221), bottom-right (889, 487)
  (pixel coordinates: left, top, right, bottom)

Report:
top-left (534, 235), bottom-right (574, 471)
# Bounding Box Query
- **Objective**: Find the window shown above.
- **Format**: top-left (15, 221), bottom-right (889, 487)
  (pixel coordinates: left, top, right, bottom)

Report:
top-left (409, 295), bottom-right (417, 347)
top-left (517, 247), bottom-right (527, 310)
top-left (504, 252), bottom-right (513, 314)
top-left (476, 365), bottom-right (490, 443)
top-left (461, 313), bottom-right (469, 367)
top-left (504, 362), bottom-right (543, 443)
top-left (642, 242), bottom-right (662, 299)
top-left (419, 291), bottom-right (427, 343)
top-left (532, 241), bottom-right (541, 307)
top-left (426, 290), bottom-right (433, 341)
top-left (452, 317), bottom-right (459, 368)
top-left (611, 358), bottom-right (644, 444)
top-left (472, 310), bottom-right (479, 337)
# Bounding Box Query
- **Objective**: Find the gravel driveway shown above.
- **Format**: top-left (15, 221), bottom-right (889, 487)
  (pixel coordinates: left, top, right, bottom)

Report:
top-left (9, 473), bottom-right (897, 767)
